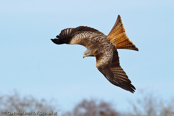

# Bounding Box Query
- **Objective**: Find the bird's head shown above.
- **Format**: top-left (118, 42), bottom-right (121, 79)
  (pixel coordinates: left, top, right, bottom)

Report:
top-left (83, 49), bottom-right (94, 58)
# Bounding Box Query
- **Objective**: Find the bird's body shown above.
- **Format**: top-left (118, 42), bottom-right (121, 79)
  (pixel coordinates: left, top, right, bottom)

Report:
top-left (51, 15), bottom-right (138, 93)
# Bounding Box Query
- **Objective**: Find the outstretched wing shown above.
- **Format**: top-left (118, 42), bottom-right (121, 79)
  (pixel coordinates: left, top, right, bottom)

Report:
top-left (51, 26), bottom-right (105, 48)
top-left (96, 48), bottom-right (136, 93)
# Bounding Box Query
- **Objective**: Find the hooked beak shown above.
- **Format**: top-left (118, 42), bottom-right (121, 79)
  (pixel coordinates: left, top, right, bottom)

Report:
top-left (83, 55), bottom-right (87, 58)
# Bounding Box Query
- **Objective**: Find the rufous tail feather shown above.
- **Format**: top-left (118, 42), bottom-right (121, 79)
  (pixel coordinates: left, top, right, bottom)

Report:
top-left (107, 15), bottom-right (138, 51)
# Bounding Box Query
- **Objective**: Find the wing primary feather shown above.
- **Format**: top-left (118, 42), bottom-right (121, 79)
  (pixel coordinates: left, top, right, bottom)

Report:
top-left (96, 49), bottom-right (136, 93)
top-left (58, 26), bottom-right (105, 47)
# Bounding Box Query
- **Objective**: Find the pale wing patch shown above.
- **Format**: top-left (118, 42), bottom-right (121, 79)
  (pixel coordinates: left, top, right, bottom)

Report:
top-left (70, 32), bottom-right (99, 46)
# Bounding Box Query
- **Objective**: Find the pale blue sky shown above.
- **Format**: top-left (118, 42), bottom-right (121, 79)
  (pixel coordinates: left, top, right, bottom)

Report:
top-left (0, 0), bottom-right (174, 113)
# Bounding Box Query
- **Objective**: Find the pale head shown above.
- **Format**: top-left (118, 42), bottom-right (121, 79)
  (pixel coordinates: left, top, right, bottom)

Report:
top-left (83, 49), bottom-right (94, 58)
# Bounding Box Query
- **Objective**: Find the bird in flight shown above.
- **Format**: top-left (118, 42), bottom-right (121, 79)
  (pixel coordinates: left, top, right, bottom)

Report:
top-left (51, 15), bottom-right (138, 93)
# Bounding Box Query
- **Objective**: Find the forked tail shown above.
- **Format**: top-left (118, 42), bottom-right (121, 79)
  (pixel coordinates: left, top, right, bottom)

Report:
top-left (107, 15), bottom-right (138, 51)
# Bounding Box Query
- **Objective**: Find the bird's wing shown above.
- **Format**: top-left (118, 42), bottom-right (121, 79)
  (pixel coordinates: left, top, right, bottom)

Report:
top-left (107, 15), bottom-right (138, 51)
top-left (96, 48), bottom-right (136, 93)
top-left (52, 26), bottom-right (105, 48)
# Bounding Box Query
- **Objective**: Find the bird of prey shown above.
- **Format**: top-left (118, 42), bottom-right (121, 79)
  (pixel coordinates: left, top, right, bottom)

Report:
top-left (51, 15), bottom-right (138, 93)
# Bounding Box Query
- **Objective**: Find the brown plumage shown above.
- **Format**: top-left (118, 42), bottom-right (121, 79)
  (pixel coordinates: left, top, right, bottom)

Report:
top-left (51, 15), bottom-right (138, 93)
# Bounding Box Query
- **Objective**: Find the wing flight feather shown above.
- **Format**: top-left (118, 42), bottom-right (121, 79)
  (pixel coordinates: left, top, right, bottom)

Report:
top-left (59, 26), bottom-right (104, 48)
top-left (96, 49), bottom-right (136, 93)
